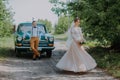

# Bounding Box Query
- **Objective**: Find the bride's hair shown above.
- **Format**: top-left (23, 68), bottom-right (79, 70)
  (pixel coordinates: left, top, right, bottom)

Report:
top-left (74, 17), bottom-right (80, 22)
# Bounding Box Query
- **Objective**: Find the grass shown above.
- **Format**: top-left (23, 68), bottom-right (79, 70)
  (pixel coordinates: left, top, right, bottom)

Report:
top-left (0, 36), bottom-right (15, 59)
top-left (53, 33), bottom-right (67, 40)
top-left (88, 46), bottom-right (120, 78)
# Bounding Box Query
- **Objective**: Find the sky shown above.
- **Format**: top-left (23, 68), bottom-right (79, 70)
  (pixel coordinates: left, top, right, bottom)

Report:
top-left (8, 0), bottom-right (58, 25)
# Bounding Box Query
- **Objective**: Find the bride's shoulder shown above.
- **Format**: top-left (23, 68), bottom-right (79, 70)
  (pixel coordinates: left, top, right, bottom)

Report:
top-left (78, 27), bottom-right (82, 30)
top-left (75, 27), bottom-right (81, 30)
top-left (72, 26), bottom-right (81, 30)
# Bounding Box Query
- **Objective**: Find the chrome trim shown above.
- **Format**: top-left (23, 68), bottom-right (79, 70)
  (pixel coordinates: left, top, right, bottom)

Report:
top-left (15, 46), bottom-right (55, 50)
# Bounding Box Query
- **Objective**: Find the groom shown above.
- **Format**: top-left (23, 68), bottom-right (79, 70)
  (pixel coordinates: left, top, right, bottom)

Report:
top-left (30, 21), bottom-right (41, 60)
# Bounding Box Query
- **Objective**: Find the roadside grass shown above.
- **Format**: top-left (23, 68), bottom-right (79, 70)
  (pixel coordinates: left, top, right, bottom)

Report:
top-left (55, 33), bottom-right (120, 79)
top-left (53, 33), bottom-right (67, 41)
top-left (0, 36), bottom-right (15, 59)
top-left (88, 47), bottom-right (120, 78)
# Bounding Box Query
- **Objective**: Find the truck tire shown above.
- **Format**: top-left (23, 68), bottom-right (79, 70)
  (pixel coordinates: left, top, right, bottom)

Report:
top-left (15, 49), bottom-right (21, 57)
top-left (46, 50), bottom-right (52, 58)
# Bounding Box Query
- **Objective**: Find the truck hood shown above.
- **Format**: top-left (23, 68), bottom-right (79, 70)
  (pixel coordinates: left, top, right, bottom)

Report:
top-left (17, 31), bottom-right (53, 40)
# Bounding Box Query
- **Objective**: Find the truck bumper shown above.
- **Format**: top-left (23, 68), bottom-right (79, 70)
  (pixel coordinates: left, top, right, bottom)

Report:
top-left (15, 46), bottom-right (55, 51)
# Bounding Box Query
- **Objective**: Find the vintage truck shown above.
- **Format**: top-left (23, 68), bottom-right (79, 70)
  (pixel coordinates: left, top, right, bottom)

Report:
top-left (14, 22), bottom-right (55, 58)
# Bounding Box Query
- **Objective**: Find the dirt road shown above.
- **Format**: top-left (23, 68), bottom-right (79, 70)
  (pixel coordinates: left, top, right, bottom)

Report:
top-left (0, 40), bottom-right (118, 80)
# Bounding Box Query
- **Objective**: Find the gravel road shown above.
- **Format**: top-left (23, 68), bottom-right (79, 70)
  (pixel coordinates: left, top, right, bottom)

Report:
top-left (0, 40), bottom-right (118, 80)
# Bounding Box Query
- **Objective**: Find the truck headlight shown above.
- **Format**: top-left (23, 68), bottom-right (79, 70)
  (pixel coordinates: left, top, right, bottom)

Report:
top-left (49, 37), bottom-right (54, 42)
top-left (17, 36), bottom-right (22, 41)
top-left (45, 36), bottom-right (48, 40)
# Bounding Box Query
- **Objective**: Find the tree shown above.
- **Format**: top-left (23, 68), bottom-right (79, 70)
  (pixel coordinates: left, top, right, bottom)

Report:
top-left (55, 16), bottom-right (73, 34)
top-left (50, 0), bottom-right (120, 49)
top-left (38, 19), bottom-right (52, 32)
top-left (0, 0), bottom-right (14, 37)
top-left (49, 0), bottom-right (68, 17)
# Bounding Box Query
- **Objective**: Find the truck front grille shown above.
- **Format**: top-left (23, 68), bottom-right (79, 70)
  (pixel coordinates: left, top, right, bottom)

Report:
top-left (22, 40), bottom-right (48, 47)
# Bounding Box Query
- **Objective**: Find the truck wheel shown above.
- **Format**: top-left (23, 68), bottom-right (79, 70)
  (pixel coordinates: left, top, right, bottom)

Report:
top-left (15, 49), bottom-right (21, 57)
top-left (46, 50), bottom-right (52, 58)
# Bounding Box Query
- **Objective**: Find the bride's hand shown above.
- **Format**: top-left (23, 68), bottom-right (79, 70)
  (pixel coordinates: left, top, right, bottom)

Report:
top-left (77, 41), bottom-right (82, 46)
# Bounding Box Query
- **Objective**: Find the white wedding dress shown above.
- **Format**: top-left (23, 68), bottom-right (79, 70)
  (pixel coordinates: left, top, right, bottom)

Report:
top-left (56, 25), bottom-right (97, 72)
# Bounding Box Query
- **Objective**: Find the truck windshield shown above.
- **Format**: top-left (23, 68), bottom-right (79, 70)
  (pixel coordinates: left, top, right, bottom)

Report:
top-left (17, 24), bottom-right (46, 34)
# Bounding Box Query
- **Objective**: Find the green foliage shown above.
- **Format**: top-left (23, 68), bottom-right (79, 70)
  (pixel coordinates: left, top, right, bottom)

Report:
top-left (0, 36), bottom-right (15, 58)
top-left (55, 16), bottom-right (73, 34)
top-left (88, 46), bottom-right (120, 78)
top-left (0, 0), bottom-right (14, 37)
top-left (50, 0), bottom-right (120, 49)
top-left (67, 0), bottom-right (120, 46)
top-left (38, 19), bottom-right (52, 32)
top-left (49, 0), bottom-right (67, 16)
top-left (69, 0), bottom-right (120, 43)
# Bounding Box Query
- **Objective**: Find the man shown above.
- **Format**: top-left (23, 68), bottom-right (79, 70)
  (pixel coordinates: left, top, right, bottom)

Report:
top-left (30, 21), bottom-right (41, 60)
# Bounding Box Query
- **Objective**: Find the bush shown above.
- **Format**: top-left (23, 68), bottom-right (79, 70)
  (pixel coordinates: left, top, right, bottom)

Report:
top-left (88, 46), bottom-right (120, 78)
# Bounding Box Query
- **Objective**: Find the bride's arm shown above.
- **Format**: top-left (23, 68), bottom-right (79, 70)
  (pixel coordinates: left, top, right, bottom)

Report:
top-left (79, 29), bottom-right (86, 42)
top-left (71, 28), bottom-right (82, 44)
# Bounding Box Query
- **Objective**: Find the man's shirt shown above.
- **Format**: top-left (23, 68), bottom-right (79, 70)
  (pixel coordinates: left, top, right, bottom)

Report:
top-left (32, 27), bottom-right (38, 37)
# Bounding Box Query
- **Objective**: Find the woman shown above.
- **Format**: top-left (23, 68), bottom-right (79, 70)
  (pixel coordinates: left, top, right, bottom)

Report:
top-left (56, 17), bottom-right (97, 72)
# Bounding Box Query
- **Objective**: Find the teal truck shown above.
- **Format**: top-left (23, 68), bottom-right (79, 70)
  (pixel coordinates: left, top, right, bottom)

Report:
top-left (14, 22), bottom-right (55, 58)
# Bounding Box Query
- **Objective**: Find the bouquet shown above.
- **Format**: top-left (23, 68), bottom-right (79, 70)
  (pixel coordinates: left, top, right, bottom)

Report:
top-left (80, 41), bottom-right (86, 44)
top-left (79, 39), bottom-right (86, 45)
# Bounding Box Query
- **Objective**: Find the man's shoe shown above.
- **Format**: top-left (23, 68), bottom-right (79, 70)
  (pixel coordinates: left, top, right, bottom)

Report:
top-left (32, 58), bottom-right (37, 60)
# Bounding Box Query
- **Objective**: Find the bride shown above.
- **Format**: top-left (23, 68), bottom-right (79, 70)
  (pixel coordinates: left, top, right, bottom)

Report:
top-left (56, 17), bottom-right (97, 72)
